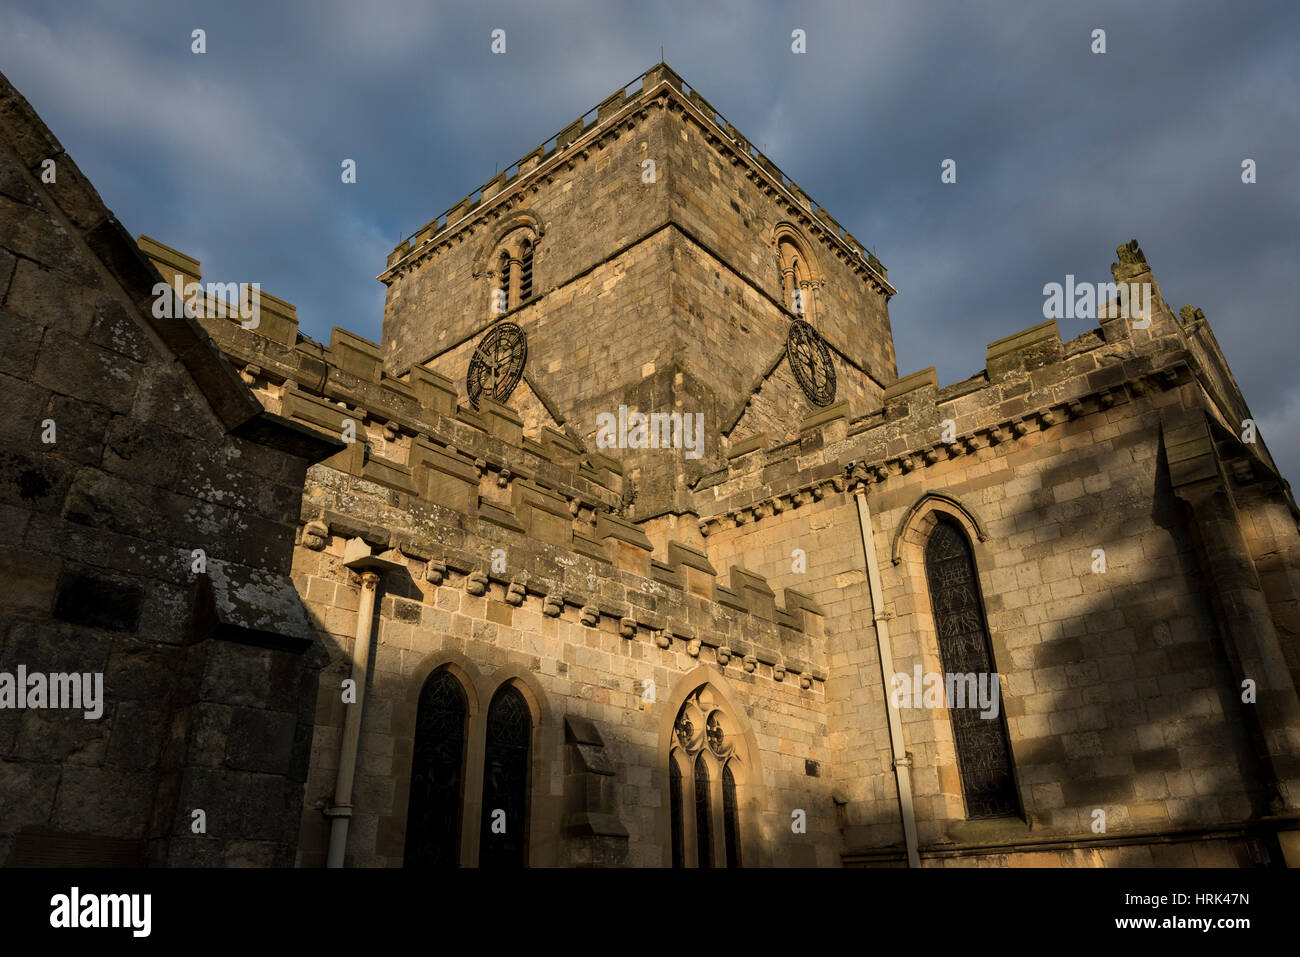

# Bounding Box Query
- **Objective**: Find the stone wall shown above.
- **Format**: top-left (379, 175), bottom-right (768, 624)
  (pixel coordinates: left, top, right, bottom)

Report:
top-left (290, 529), bottom-right (837, 867)
top-left (158, 256), bottom-right (835, 866)
top-left (380, 78), bottom-right (673, 379)
top-left (0, 71), bottom-right (337, 867)
top-left (660, 81), bottom-right (897, 395)
top-left (696, 246), bottom-right (1300, 865)
top-left (52, 37), bottom-right (1294, 866)
top-left (169, 205), bottom-right (1300, 866)
top-left (378, 65), bottom-right (895, 520)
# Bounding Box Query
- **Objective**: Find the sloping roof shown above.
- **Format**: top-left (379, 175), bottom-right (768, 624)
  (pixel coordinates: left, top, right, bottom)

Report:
top-left (0, 68), bottom-right (340, 461)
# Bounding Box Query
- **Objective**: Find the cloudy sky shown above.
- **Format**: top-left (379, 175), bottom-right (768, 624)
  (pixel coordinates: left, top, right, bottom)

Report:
top-left (3, 1), bottom-right (1297, 480)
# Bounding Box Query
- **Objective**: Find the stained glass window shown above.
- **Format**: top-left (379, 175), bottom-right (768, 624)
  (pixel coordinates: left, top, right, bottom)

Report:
top-left (694, 753), bottom-right (712, 869)
top-left (479, 685), bottom-right (532, 867)
top-left (404, 670), bottom-right (467, 867)
top-left (924, 518), bottom-right (1020, 819)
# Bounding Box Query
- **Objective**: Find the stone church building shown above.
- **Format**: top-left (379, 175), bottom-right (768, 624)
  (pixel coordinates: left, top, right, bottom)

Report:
top-left (2, 63), bottom-right (1299, 867)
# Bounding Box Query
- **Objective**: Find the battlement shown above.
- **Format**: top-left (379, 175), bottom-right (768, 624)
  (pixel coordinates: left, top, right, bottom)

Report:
top-left (695, 240), bottom-right (1276, 533)
top-left (379, 62), bottom-right (890, 292)
top-left (137, 235), bottom-right (622, 493)
top-left (306, 520), bottom-right (827, 687)
top-left (137, 235), bottom-right (827, 664)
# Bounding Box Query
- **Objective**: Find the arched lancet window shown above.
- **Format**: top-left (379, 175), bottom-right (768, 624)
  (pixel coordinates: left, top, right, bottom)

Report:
top-left (777, 236), bottom-right (811, 317)
top-left (479, 684), bottom-right (532, 866)
top-left (518, 240), bottom-right (533, 302)
top-left (923, 517), bottom-right (1020, 819)
top-left (722, 763), bottom-right (741, 868)
top-left (694, 754), bottom-right (712, 869)
top-left (487, 231), bottom-right (538, 316)
top-left (404, 670), bottom-right (468, 867)
top-left (493, 250), bottom-right (512, 315)
top-left (668, 756), bottom-right (684, 869)
top-left (669, 686), bottom-right (746, 867)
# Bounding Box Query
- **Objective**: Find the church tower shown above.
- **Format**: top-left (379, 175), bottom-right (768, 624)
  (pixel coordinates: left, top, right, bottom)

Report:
top-left (378, 63), bottom-right (898, 529)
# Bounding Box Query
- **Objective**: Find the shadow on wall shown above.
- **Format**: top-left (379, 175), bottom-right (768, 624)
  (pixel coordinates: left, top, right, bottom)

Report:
top-left (835, 426), bottom-right (1278, 867)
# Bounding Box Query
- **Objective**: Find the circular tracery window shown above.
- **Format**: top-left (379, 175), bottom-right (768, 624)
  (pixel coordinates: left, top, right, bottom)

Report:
top-left (786, 318), bottom-right (836, 406)
top-left (673, 689), bottom-right (735, 761)
top-left (467, 321), bottom-right (527, 407)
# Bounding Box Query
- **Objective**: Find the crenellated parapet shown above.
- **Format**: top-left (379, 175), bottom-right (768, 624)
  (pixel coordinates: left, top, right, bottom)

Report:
top-left (136, 235), bottom-right (826, 676)
top-left (137, 234), bottom-right (621, 504)
top-left (377, 62), bottom-right (889, 295)
top-left (695, 241), bottom-right (1249, 534)
top-left (305, 513), bottom-right (826, 688)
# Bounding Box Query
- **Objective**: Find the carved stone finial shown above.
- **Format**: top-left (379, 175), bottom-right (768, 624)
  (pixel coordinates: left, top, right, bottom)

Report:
top-left (1117, 239), bottom-right (1146, 265)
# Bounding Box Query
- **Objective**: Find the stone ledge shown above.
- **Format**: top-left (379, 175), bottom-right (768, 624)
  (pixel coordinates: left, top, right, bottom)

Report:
top-left (883, 367), bottom-right (938, 402)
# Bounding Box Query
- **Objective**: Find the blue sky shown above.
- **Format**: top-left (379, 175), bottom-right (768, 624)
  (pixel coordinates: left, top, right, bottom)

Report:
top-left (3, 0), bottom-right (1297, 480)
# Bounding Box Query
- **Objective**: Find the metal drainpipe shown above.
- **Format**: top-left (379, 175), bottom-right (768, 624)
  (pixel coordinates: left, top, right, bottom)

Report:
top-left (852, 477), bottom-right (921, 868)
top-left (325, 541), bottom-right (402, 868)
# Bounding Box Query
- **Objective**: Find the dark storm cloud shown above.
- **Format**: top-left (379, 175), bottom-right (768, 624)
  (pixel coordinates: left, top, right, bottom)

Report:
top-left (2, 0), bottom-right (1296, 478)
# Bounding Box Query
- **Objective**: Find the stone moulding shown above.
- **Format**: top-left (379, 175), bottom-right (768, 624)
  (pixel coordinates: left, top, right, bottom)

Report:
top-left (305, 516), bottom-right (825, 689)
top-left (888, 491), bottom-right (989, 566)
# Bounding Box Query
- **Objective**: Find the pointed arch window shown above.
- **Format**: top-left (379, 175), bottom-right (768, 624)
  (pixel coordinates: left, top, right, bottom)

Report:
top-left (777, 236), bottom-right (811, 317)
top-left (479, 684), bottom-right (532, 867)
top-left (722, 763), bottom-right (741, 868)
top-left (668, 757), bottom-right (685, 868)
top-left (493, 250), bottom-right (512, 315)
top-left (487, 232), bottom-right (537, 315)
top-left (518, 240), bottom-right (534, 301)
top-left (669, 686), bottom-right (746, 867)
top-left (404, 670), bottom-right (468, 867)
top-left (693, 754), bottom-right (713, 868)
top-left (923, 518), bottom-right (1020, 819)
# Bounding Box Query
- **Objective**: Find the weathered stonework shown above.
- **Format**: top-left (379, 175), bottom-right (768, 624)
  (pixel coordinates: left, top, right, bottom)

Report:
top-left (4, 61), bottom-right (1300, 868)
top-left (0, 70), bottom-right (340, 867)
